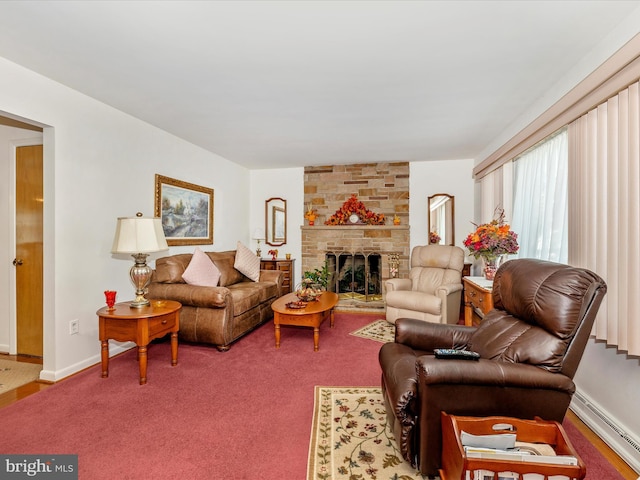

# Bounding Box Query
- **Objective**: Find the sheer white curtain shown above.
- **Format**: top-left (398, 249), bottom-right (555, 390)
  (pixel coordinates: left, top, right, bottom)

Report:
top-left (511, 129), bottom-right (568, 263)
top-left (568, 80), bottom-right (640, 354)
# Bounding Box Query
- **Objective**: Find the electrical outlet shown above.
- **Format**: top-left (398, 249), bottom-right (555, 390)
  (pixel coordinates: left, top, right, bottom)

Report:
top-left (69, 319), bottom-right (79, 335)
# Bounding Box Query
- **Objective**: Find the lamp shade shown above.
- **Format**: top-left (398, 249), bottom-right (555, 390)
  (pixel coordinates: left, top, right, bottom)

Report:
top-left (253, 228), bottom-right (265, 240)
top-left (111, 216), bottom-right (169, 254)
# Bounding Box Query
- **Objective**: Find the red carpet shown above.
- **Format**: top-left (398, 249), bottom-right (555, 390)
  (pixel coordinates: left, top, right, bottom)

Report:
top-left (0, 313), bottom-right (624, 479)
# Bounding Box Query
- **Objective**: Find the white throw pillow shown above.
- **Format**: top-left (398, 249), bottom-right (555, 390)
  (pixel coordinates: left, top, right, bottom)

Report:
top-left (182, 247), bottom-right (221, 287)
top-left (234, 241), bottom-right (260, 282)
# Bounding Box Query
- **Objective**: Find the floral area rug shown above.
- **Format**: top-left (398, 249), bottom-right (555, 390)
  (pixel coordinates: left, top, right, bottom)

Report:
top-left (349, 320), bottom-right (395, 344)
top-left (307, 386), bottom-right (425, 480)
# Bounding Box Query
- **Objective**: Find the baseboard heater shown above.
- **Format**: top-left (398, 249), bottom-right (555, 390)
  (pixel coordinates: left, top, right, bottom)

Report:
top-left (571, 391), bottom-right (640, 473)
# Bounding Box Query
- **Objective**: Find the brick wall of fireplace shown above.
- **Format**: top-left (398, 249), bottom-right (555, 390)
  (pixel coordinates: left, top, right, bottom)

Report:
top-left (301, 162), bottom-right (410, 289)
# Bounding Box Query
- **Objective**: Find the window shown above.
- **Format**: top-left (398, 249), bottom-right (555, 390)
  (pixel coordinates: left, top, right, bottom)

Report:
top-left (511, 129), bottom-right (568, 263)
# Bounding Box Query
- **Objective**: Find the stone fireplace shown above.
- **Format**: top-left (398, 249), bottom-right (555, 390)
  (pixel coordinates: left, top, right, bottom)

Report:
top-left (327, 252), bottom-right (382, 301)
top-left (302, 162), bottom-right (410, 306)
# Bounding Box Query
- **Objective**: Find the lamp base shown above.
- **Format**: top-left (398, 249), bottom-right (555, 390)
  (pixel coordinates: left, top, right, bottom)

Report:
top-left (129, 253), bottom-right (152, 308)
top-left (129, 295), bottom-right (150, 308)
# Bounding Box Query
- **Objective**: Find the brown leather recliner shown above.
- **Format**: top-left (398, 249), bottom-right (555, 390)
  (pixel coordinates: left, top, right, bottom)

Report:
top-left (378, 258), bottom-right (607, 477)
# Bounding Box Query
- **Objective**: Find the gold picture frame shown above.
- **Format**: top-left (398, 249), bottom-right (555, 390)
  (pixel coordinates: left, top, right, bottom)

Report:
top-left (154, 174), bottom-right (214, 246)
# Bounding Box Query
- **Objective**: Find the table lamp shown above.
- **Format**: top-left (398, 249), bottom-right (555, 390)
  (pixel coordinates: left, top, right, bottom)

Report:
top-left (111, 212), bottom-right (169, 308)
top-left (253, 228), bottom-right (265, 257)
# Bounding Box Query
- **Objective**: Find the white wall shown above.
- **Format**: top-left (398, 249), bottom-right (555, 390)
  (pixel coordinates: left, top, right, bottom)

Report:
top-left (573, 340), bottom-right (640, 459)
top-left (249, 168), bottom-right (304, 285)
top-left (0, 57), bottom-right (250, 381)
top-left (410, 159), bottom-right (476, 256)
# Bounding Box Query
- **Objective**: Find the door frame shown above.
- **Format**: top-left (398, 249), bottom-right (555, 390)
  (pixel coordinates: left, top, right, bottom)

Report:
top-left (9, 137), bottom-right (44, 356)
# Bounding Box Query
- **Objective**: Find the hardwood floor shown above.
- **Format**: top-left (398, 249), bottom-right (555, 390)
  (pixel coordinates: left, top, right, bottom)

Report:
top-left (0, 354), bottom-right (51, 409)
top-left (0, 355), bottom-right (637, 479)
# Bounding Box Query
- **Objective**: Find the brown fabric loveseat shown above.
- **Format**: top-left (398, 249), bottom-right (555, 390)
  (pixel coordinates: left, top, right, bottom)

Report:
top-left (147, 250), bottom-right (283, 351)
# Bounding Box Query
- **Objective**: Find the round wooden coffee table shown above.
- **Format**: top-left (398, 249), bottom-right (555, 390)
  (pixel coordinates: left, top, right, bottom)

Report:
top-left (271, 292), bottom-right (339, 351)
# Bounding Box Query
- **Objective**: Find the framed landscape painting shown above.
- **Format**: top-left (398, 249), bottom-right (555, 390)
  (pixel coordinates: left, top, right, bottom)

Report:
top-left (154, 174), bottom-right (214, 246)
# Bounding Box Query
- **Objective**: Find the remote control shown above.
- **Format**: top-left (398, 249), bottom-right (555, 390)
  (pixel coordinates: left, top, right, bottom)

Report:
top-left (434, 348), bottom-right (480, 360)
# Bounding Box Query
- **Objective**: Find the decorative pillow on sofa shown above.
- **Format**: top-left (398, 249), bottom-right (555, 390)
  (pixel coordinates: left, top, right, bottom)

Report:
top-left (234, 241), bottom-right (260, 282)
top-left (182, 247), bottom-right (221, 287)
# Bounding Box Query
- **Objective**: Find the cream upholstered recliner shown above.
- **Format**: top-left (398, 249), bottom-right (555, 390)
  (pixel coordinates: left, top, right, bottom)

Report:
top-left (384, 245), bottom-right (465, 324)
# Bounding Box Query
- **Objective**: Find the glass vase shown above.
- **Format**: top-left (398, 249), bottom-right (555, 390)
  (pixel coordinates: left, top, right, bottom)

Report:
top-left (482, 256), bottom-right (502, 280)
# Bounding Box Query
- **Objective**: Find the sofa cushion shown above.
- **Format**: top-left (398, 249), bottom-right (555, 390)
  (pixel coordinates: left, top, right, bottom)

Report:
top-left (234, 241), bottom-right (260, 282)
top-left (207, 251), bottom-right (244, 287)
top-left (154, 253), bottom-right (192, 283)
top-left (182, 247), bottom-right (221, 287)
top-left (227, 280), bottom-right (279, 315)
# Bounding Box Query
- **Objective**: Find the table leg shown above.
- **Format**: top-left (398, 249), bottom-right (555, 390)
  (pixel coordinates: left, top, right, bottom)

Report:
top-left (101, 340), bottom-right (109, 378)
top-left (313, 327), bottom-right (319, 352)
top-left (330, 309), bottom-right (335, 328)
top-left (138, 345), bottom-right (148, 385)
top-left (275, 323), bottom-right (281, 349)
top-left (170, 331), bottom-right (178, 366)
top-left (464, 301), bottom-right (473, 327)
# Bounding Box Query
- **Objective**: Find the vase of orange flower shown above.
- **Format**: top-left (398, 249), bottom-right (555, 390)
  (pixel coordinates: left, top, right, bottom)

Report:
top-left (305, 204), bottom-right (317, 225)
top-left (463, 209), bottom-right (519, 280)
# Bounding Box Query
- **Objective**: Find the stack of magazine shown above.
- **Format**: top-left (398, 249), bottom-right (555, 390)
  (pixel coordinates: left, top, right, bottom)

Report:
top-left (460, 430), bottom-right (578, 480)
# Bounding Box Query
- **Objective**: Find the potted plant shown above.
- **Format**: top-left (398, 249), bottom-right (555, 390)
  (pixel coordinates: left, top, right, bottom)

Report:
top-left (302, 261), bottom-right (330, 290)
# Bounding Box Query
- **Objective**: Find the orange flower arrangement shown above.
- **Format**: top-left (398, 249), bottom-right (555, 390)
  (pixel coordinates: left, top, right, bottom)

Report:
top-left (324, 194), bottom-right (385, 225)
top-left (305, 204), bottom-right (317, 225)
top-left (463, 209), bottom-right (519, 260)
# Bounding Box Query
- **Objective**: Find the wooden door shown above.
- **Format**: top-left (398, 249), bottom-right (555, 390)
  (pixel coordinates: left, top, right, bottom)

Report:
top-left (15, 145), bottom-right (43, 357)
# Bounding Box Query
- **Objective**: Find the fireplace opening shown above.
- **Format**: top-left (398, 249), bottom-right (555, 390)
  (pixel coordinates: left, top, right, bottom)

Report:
top-left (325, 252), bottom-right (382, 302)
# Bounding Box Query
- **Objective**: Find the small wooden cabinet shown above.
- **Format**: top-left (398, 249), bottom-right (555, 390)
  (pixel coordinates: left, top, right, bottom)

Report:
top-left (463, 276), bottom-right (494, 326)
top-left (260, 258), bottom-right (295, 294)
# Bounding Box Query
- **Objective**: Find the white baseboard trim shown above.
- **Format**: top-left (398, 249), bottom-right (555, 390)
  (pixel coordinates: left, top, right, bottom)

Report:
top-left (571, 391), bottom-right (640, 474)
top-left (39, 342), bottom-right (135, 382)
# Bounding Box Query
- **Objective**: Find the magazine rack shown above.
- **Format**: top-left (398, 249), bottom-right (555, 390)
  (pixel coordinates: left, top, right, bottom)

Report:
top-left (440, 414), bottom-right (586, 480)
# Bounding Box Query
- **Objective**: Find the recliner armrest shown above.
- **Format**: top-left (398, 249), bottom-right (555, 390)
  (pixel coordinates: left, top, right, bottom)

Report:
top-left (434, 283), bottom-right (463, 296)
top-left (395, 318), bottom-right (475, 351)
top-left (416, 357), bottom-right (575, 394)
top-left (385, 278), bottom-right (412, 292)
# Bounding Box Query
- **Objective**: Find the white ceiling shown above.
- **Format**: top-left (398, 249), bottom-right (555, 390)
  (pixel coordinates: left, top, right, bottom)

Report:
top-left (1, 1), bottom-right (639, 169)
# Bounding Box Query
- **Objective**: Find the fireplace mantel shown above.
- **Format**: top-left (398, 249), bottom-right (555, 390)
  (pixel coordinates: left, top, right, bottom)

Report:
top-left (301, 225), bottom-right (409, 232)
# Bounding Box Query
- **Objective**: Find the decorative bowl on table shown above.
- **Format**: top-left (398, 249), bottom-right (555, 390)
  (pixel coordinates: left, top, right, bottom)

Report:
top-left (285, 301), bottom-right (307, 309)
top-left (295, 282), bottom-right (321, 302)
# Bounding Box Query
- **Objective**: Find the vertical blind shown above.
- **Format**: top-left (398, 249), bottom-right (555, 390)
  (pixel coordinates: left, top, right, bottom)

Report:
top-left (568, 80), bottom-right (640, 354)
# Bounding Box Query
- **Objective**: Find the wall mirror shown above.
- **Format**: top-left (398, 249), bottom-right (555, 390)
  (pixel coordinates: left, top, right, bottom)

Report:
top-left (265, 197), bottom-right (287, 246)
top-left (428, 194), bottom-right (455, 245)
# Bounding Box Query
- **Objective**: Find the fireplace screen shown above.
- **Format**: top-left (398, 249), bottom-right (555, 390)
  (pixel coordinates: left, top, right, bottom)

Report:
top-left (325, 253), bottom-right (382, 302)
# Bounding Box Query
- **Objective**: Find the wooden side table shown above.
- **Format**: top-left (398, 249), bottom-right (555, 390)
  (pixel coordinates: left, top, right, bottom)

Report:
top-left (260, 258), bottom-right (295, 293)
top-left (97, 300), bottom-right (181, 385)
top-left (462, 277), bottom-right (493, 326)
